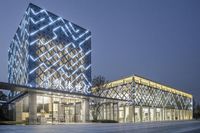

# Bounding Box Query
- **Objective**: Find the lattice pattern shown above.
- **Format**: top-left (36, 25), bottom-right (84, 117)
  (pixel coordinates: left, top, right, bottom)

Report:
top-left (93, 81), bottom-right (192, 111)
top-left (8, 3), bottom-right (91, 95)
top-left (8, 14), bottom-right (29, 86)
top-left (92, 82), bottom-right (135, 102)
top-left (134, 83), bottom-right (192, 110)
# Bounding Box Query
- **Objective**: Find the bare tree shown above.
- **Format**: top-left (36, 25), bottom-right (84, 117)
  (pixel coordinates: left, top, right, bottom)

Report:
top-left (0, 91), bottom-right (7, 101)
top-left (91, 75), bottom-right (108, 121)
top-left (193, 98), bottom-right (200, 120)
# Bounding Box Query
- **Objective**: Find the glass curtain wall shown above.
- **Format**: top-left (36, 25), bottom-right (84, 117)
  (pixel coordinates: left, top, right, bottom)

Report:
top-left (35, 95), bottom-right (83, 124)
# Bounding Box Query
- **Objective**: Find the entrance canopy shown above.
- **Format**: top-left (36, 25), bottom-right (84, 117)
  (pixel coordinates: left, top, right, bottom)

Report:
top-left (0, 82), bottom-right (127, 104)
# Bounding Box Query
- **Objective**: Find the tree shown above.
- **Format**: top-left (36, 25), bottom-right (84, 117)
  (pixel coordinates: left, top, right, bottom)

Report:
top-left (193, 99), bottom-right (196, 119)
top-left (0, 91), bottom-right (8, 121)
top-left (91, 75), bottom-right (108, 121)
top-left (92, 75), bottom-right (107, 87)
top-left (193, 98), bottom-right (200, 120)
top-left (0, 91), bottom-right (7, 101)
top-left (196, 103), bottom-right (200, 119)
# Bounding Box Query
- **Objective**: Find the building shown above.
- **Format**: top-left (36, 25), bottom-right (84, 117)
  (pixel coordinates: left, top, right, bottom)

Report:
top-left (2, 3), bottom-right (192, 124)
top-left (8, 3), bottom-right (92, 124)
top-left (8, 3), bottom-right (91, 94)
top-left (92, 75), bottom-right (193, 123)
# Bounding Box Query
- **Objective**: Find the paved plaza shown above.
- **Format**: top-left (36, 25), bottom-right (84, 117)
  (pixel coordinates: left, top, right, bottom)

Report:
top-left (0, 120), bottom-right (200, 133)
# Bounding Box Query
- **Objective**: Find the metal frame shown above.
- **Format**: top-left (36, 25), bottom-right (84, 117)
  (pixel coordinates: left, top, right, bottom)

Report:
top-left (8, 3), bottom-right (92, 96)
top-left (92, 75), bottom-right (193, 114)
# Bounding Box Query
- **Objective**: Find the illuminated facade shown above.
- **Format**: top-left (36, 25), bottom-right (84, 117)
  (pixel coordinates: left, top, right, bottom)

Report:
top-left (7, 3), bottom-right (193, 124)
top-left (8, 3), bottom-right (91, 95)
top-left (8, 3), bottom-right (91, 124)
top-left (91, 75), bottom-right (193, 122)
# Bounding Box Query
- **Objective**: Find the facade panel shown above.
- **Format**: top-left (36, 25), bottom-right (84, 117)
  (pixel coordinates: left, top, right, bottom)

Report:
top-left (7, 3), bottom-right (193, 124)
top-left (8, 3), bottom-right (92, 95)
top-left (91, 75), bottom-right (193, 122)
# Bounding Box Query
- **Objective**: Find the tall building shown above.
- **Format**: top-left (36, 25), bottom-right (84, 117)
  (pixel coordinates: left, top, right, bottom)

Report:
top-left (4, 3), bottom-right (192, 124)
top-left (8, 3), bottom-right (91, 124)
top-left (8, 3), bottom-right (91, 95)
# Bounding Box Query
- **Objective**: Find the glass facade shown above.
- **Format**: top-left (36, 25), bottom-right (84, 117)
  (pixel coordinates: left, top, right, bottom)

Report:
top-left (8, 3), bottom-right (91, 95)
top-left (8, 3), bottom-right (91, 124)
top-left (91, 75), bottom-right (193, 123)
top-left (15, 94), bottom-right (88, 124)
top-left (7, 3), bottom-right (193, 124)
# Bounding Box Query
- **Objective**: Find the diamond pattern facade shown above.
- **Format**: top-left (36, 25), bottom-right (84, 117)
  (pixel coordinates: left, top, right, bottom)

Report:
top-left (8, 3), bottom-right (91, 94)
top-left (92, 75), bottom-right (192, 111)
top-left (91, 75), bottom-right (193, 122)
top-left (7, 3), bottom-right (193, 124)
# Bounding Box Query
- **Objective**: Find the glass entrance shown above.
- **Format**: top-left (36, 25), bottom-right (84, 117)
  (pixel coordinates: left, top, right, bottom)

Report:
top-left (134, 107), bottom-right (140, 122)
top-left (119, 106), bottom-right (124, 122)
top-left (64, 104), bottom-right (75, 123)
top-left (75, 102), bottom-right (81, 122)
top-left (36, 95), bottom-right (83, 124)
top-left (142, 108), bottom-right (149, 122)
top-left (156, 108), bottom-right (161, 121)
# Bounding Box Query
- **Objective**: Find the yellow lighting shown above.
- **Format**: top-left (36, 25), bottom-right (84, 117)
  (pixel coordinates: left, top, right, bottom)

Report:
top-left (133, 75), bottom-right (192, 98)
top-left (92, 75), bottom-right (192, 99)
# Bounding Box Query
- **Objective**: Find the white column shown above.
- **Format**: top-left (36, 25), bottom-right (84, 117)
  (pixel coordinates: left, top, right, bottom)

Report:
top-left (29, 92), bottom-right (37, 124)
top-left (82, 98), bottom-right (89, 122)
top-left (160, 108), bottom-right (163, 121)
top-left (174, 109), bottom-right (176, 120)
top-left (110, 103), bottom-right (113, 120)
top-left (148, 107), bottom-right (150, 121)
top-left (163, 108), bottom-right (165, 121)
top-left (117, 103), bottom-right (119, 121)
top-left (139, 106), bottom-right (142, 122)
top-left (154, 108), bottom-right (156, 121)
top-left (133, 106), bottom-right (135, 123)
top-left (129, 106), bottom-right (134, 122)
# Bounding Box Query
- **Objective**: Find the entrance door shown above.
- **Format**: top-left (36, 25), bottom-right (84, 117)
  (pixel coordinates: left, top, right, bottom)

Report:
top-left (75, 102), bottom-right (81, 122)
top-left (64, 104), bottom-right (75, 123)
top-left (156, 108), bottom-right (161, 121)
top-left (53, 102), bottom-right (59, 123)
top-left (119, 106), bottom-right (124, 122)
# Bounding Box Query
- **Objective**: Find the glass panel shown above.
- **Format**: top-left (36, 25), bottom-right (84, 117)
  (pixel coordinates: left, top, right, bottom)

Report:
top-left (150, 108), bottom-right (154, 121)
top-left (134, 107), bottom-right (140, 122)
top-left (119, 106), bottom-right (124, 122)
top-left (75, 102), bottom-right (81, 122)
top-left (156, 108), bottom-right (161, 121)
top-left (113, 103), bottom-right (118, 121)
top-left (23, 97), bottom-right (29, 112)
top-left (142, 108), bottom-right (149, 122)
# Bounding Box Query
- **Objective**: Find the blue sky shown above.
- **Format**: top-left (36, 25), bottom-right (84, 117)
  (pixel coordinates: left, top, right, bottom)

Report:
top-left (0, 0), bottom-right (200, 102)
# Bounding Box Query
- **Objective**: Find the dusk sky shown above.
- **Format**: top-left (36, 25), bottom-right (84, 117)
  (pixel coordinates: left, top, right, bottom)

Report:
top-left (0, 0), bottom-right (200, 102)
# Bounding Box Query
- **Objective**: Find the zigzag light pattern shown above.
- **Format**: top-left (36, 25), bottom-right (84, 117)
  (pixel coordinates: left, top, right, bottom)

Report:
top-left (93, 81), bottom-right (192, 111)
top-left (8, 3), bottom-right (91, 95)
